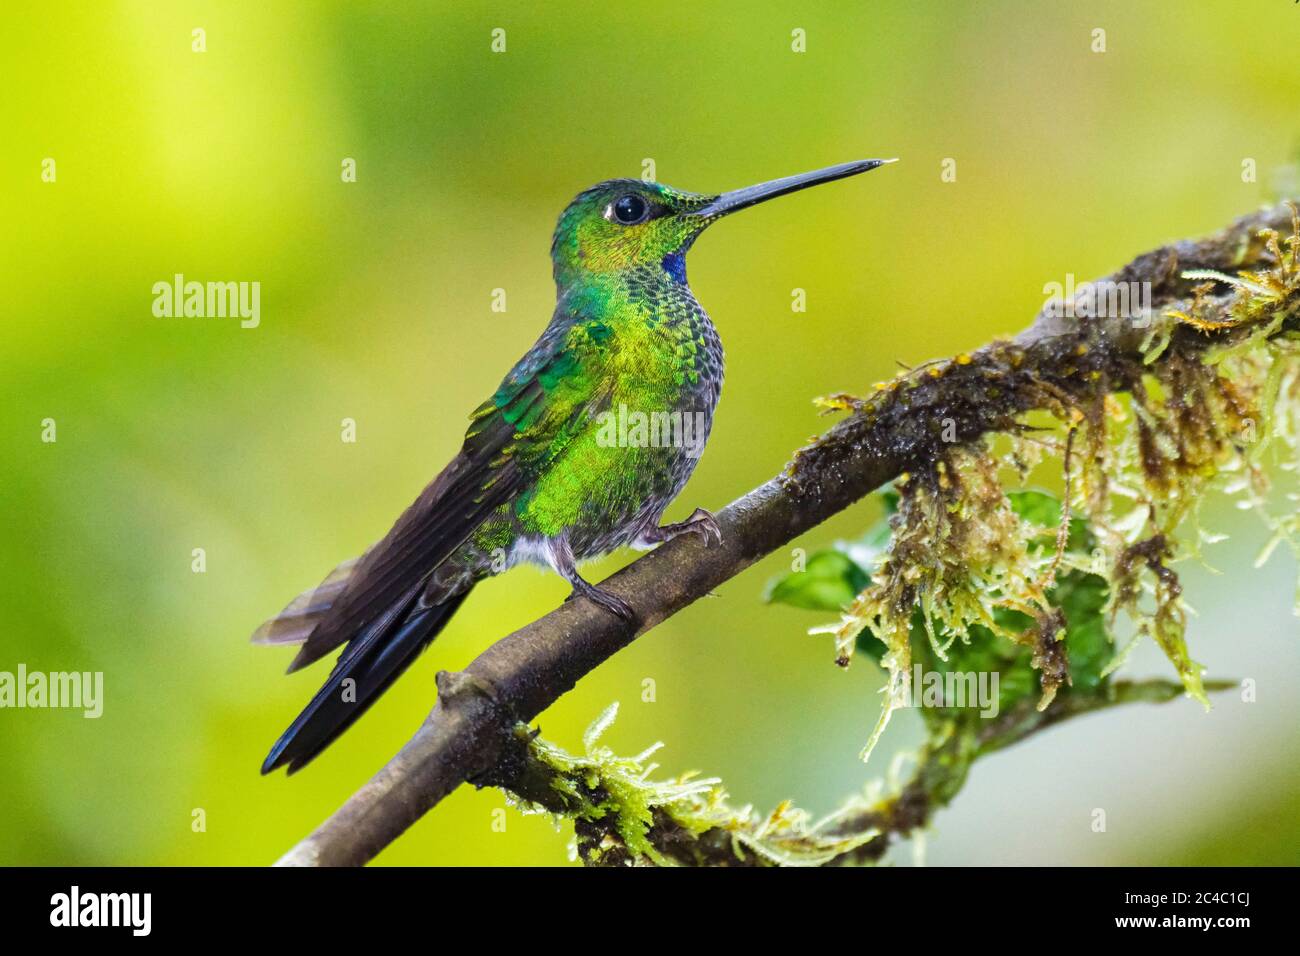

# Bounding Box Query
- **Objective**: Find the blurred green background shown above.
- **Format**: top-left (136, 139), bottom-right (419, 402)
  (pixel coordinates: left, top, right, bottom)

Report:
top-left (2, 0), bottom-right (1298, 866)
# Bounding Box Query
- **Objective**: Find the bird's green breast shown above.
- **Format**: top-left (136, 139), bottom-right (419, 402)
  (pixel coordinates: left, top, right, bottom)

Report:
top-left (486, 269), bottom-right (723, 546)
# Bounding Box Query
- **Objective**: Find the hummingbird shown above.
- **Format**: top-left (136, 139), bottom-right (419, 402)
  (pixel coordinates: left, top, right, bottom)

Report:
top-left (255, 158), bottom-right (895, 774)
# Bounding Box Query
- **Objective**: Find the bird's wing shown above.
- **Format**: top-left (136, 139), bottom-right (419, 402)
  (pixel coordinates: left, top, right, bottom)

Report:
top-left (276, 310), bottom-right (613, 671)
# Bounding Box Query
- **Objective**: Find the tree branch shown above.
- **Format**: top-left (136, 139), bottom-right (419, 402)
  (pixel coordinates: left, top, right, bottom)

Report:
top-left (276, 203), bottom-right (1297, 867)
top-left (487, 678), bottom-right (1233, 867)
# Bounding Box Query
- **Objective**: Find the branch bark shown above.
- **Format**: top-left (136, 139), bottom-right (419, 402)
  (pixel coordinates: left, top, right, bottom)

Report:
top-left (275, 203), bottom-right (1297, 867)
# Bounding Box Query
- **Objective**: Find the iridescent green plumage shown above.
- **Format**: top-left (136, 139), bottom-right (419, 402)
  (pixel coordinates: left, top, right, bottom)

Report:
top-left (469, 180), bottom-right (722, 555)
top-left (256, 160), bottom-right (894, 773)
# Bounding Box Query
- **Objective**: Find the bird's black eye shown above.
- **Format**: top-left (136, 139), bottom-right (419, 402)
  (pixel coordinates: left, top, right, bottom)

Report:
top-left (611, 194), bottom-right (649, 225)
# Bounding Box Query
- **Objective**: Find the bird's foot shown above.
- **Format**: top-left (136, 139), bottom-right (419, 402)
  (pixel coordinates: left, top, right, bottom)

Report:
top-left (565, 576), bottom-right (635, 623)
top-left (648, 507), bottom-right (723, 548)
top-left (552, 535), bottom-right (635, 623)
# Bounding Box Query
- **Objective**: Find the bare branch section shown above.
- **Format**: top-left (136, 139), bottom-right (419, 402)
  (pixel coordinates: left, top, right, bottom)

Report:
top-left (277, 204), bottom-right (1297, 867)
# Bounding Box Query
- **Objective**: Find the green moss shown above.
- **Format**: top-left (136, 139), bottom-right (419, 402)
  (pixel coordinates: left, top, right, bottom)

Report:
top-left (780, 205), bottom-right (1300, 760)
top-left (507, 703), bottom-right (881, 866)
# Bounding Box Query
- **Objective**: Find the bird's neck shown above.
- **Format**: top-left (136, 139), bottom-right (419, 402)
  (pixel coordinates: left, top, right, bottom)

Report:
top-left (559, 263), bottom-right (706, 329)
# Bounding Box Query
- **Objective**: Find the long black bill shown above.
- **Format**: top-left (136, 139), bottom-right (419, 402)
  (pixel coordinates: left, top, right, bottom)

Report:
top-left (691, 158), bottom-right (896, 219)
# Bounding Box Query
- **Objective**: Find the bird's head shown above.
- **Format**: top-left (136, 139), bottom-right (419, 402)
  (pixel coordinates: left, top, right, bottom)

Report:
top-left (550, 159), bottom-right (895, 289)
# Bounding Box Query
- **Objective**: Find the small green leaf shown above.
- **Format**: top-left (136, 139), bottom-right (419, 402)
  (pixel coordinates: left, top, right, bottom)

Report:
top-left (764, 549), bottom-right (869, 612)
top-left (1006, 489), bottom-right (1062, 527)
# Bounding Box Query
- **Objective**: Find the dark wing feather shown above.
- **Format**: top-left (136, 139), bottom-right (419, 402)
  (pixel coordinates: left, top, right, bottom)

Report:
top-left (283, 313), bottom-right (597, 672)
top-left (285, 412), bottom-right (521, 672)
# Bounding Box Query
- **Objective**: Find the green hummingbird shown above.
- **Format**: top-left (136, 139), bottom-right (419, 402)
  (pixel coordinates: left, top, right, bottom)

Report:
top-left (256, 158), bottom-right (895, 773)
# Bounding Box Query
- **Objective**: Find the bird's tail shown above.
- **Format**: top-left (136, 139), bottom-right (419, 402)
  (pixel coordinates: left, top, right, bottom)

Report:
top-left (260, 585), bottom-right (472, 775)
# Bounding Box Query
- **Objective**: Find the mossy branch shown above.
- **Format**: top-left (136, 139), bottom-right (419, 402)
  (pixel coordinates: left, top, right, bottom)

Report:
top-left (479, 678), bottom-right (1233, 867)
top-left (276, 203), bottom-right (1299, 867)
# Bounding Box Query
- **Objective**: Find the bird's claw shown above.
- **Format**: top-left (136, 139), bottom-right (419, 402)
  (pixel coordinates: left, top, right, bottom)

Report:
top-left (664, 508), bottom-right (723, 547)
top-left (566, 580), bottom-right (636, 623)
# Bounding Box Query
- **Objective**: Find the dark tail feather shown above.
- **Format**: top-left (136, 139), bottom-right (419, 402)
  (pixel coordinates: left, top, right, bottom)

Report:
top-left (261, 587), bottom-right (472, 775)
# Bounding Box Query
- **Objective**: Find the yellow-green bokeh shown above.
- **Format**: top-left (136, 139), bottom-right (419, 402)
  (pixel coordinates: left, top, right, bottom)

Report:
top-left (2, 0), bottom-right (1297, 865)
